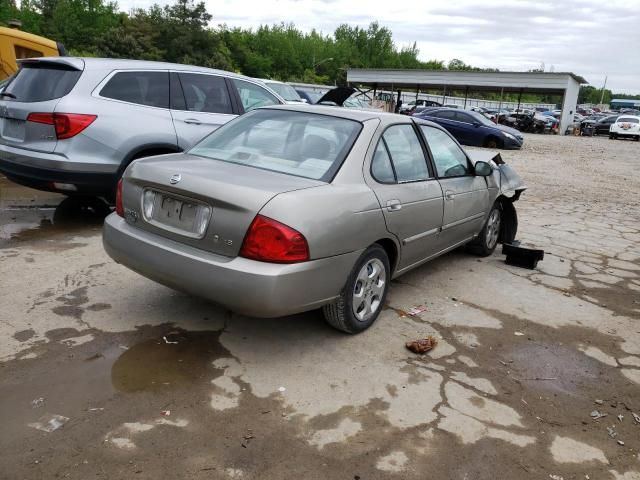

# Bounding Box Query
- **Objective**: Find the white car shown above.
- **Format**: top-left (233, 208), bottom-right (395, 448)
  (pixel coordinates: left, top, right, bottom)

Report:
top-left (609, 115), bottom-right (640, 141)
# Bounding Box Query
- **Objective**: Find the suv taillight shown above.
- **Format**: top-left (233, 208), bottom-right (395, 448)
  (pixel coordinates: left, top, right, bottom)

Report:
top-left (27, 113), bottom-right (97, 139)
top-left (115, 179), bottom-right (124, 217)
top-left (240, 215), bottom-right (309, 263)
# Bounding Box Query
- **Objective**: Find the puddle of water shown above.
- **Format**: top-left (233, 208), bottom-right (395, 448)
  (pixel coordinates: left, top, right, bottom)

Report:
top-left (0, 176), bottom-right (62, 208)
top-left (111, 330), bottom-right (227, 393)
top-left (0, 180), bottom-right (112, 247)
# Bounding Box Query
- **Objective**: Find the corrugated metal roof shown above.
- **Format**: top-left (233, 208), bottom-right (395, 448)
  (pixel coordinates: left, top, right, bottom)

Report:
top-left (347, 69), bottom-right (587, 94)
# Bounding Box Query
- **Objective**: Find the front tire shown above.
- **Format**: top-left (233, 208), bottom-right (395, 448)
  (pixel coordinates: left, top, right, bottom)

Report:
top-left (323, 245), bottom-right (390, 334)
top-left (484, 136), bottom-right (502, 149)
top-left (469, 203), bottom-right (502, 257)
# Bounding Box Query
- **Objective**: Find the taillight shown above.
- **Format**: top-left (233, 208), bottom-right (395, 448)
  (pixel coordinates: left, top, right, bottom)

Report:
top-left (240, 215), bottom-right (309, 263)
top-left (27, 113), bottom-right (96, 139)
top-left (115, 179), bottom-right (124, 217)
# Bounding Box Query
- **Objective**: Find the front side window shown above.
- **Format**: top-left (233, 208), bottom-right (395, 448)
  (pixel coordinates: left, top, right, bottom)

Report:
top-left (100, 71), bottom-right (169, 108)
top-left (456, 112), bottom-right (474, 124)
top-left (190, 109), bottom-right (361, 181)
top-left (232, 79), bottom-right (280, 112)
top-left (421, 126), bottom-right (470, 178)
top-left (177, 73), bottom-right (232, 114)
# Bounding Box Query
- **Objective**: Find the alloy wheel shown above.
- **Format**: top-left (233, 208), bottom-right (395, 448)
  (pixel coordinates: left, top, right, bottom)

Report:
top-left (352, 258), bottom-right (386, 322)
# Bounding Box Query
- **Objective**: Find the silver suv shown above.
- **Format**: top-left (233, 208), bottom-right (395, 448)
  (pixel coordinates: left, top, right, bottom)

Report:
top-left (0, 57), bottom-right (284, 197)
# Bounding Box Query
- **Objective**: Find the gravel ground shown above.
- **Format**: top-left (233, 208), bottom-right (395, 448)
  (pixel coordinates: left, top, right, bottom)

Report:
top-left (1, 133), bottom-right (639, 480)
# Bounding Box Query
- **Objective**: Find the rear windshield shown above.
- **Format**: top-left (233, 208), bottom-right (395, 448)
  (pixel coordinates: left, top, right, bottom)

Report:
top-left (190, 109), bottom-right (362, 181)
top-left (617, 117), bottom-right (639, 124)
top-left (3, 64), bottom-right (81, 102)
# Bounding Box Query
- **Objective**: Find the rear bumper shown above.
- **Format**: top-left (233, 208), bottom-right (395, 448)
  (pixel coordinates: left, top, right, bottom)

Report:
top-left (612, 131), bottom-right (639, 139)
top-left (0, 144), bottom-right (118, 194)
top-left (103, 214), bottom-right (362, 318)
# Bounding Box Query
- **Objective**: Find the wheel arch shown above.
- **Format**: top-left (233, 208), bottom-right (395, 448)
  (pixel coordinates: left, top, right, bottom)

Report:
top-left (484, 134), bottom-right (503, 148)
top-left (118, 143), bottom-right (183, 178)
top-left (495, 195), bottom-right (518, 244)
top-left (374, 237), bottom-right (400, 276)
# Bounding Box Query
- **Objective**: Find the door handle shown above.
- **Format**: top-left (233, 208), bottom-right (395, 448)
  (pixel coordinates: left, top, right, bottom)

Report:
top-left (445, 190), bottom-right (455, 201)
top-left (184, 118), bottom-right (201, 125)
top-left (386, 199), bottom-right (402, 212)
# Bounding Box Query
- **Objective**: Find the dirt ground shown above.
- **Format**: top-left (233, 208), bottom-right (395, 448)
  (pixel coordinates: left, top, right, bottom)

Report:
top-left (1, 134), bottom-right (639, 480)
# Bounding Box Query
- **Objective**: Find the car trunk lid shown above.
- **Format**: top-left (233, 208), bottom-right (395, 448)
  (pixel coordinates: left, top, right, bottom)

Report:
top-left (124, 153), bottom-right (324, 257)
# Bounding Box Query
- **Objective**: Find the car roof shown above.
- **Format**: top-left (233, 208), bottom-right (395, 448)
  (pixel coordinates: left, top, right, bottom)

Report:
top-left (20, 56), bottom-right (254, 80)
top-left (264, 104), bottom-right (447, 128)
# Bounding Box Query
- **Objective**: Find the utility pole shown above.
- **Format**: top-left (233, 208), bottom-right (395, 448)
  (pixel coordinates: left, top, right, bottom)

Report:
top-left (599, 76), bottom-right (608, 105)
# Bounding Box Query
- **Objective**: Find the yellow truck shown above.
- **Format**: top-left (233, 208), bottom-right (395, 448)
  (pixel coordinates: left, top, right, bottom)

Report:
top-left (0, 26), bottom-right (64, 80)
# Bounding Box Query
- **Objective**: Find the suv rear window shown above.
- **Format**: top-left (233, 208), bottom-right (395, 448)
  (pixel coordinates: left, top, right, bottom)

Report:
top-left (3, 64), bottom-right (81, 102)
top-left (100, 71), bottom-right (169, 108)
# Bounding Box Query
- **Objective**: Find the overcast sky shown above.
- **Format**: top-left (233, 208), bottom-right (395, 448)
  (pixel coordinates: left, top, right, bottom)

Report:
top-left (118, 0), bottom-right (640, 94)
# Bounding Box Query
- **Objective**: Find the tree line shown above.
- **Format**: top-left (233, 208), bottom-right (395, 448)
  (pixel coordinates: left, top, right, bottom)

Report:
top-left (2, 0), bottom-right (637, 102)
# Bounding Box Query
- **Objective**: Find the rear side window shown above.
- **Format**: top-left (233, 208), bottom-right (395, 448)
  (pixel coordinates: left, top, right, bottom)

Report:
top-left (371, 141), bottom-right (396, 183)
top-left (3, 64), bottom-right (81, 102)
top-left (232, 79), bottom-right (280, 112)
top-left (435, 111), bottom-right (456, 120)
top-left (100, 71), bottom-right (169, 108)
top-left (382, 125), bottom-right (430, 182)
top-left (176, 73), bottom-right (233, 114)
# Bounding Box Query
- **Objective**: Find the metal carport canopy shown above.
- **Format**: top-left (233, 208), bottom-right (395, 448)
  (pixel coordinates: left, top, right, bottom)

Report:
top-left (347, 69), bottom-right (587, 94)
top-left (347, 68), bottom-right (588, 133)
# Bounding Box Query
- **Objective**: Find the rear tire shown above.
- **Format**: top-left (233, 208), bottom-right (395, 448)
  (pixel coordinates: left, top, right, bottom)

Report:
top-left (323, 245), bottom-right (390, 334)
top-left (468, 203), bottom-right (502, 257)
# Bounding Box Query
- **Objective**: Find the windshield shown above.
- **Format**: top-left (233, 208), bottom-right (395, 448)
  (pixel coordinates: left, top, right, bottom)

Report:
top-left (468, 111), bottom-right (496, 127)
top-left (190, 109), bottom-right (362, 181)
top-left (618, 117), bottom-right (639, 124)
top-left (344, 96), bottom-right (369, 109)
top-left (300, 90), bottom-right (328, 104)
top-left (265, 82), bottom-right (303, 102)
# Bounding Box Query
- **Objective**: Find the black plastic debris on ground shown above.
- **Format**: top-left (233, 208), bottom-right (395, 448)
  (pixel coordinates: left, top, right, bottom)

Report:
top-left (502, 242), bottom-right (544, 269)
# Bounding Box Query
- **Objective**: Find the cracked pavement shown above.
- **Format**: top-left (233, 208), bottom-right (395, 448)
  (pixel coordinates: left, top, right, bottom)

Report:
top-left (1, 134), bottom-right (639, 479)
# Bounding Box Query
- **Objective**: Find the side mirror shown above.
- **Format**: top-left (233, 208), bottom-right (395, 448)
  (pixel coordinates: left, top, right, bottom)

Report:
top-left (473, 122), bottom-right (481, 128)
top-left (474, 161), bottom-right (493, 177)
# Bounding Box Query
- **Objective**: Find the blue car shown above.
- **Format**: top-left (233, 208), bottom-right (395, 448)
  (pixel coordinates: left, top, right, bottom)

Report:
top-left (414, 108), bottom-right (524, 149)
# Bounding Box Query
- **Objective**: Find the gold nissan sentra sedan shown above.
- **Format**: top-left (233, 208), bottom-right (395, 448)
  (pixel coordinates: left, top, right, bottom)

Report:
top-left (103, 104), bottom-right (526, 333)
